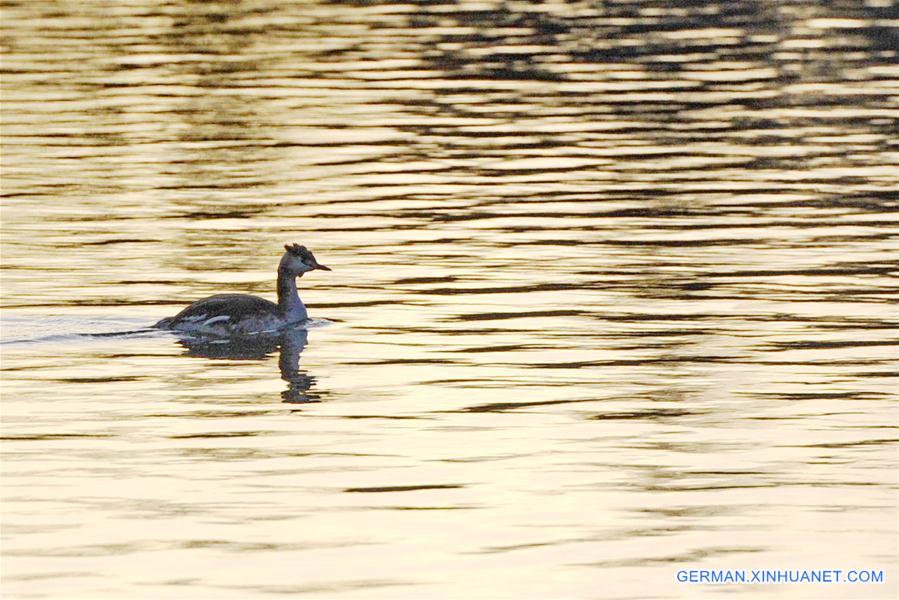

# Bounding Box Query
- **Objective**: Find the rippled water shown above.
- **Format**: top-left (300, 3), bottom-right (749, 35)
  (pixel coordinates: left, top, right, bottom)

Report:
top-left (2, 1), bottom-right (897, 598)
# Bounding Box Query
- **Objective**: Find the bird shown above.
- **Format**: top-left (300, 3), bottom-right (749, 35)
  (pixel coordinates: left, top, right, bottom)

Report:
top-left (154, 243), bottom-right (330, 337)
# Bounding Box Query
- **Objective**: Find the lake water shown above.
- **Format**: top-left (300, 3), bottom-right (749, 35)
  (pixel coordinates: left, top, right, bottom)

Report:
top-left (1, 1), bottom-right (897, 598)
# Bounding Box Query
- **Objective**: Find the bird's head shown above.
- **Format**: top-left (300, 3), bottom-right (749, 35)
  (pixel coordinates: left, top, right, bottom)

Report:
top-left (280, 243), bottom-right (331, 277)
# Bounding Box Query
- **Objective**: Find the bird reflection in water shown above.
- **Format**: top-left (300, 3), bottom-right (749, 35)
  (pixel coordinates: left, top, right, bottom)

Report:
top-left (174, 326), bottom-right (321, 404)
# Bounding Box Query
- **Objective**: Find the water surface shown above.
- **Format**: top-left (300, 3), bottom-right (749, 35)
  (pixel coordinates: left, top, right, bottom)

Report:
top-left (2, 1), bottom-right (897, 598)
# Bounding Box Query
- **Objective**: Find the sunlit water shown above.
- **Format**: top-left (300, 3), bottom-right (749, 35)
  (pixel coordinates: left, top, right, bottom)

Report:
top-left (2, 1), bottom-right (897, 598)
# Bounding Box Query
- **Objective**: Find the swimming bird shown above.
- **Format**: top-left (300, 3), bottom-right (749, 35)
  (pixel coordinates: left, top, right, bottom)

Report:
top-left (154, 244), bottom-right (330, 337)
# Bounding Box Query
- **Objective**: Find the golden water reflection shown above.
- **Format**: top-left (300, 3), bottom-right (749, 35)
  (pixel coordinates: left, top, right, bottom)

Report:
top-left (2, 1), bottom-right (897, 598)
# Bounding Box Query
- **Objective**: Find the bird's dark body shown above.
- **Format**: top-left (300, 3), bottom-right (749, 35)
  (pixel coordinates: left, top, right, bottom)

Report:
top-left (154, 294), bottom-right (290, 337)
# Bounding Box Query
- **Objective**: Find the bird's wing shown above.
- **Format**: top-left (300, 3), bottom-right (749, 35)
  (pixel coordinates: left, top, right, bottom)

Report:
top-left (166, 294), bottom-right (279, 326)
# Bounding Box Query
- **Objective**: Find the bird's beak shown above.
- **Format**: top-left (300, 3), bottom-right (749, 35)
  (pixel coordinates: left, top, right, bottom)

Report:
top-left (313, 260), bottom-right (331, 271)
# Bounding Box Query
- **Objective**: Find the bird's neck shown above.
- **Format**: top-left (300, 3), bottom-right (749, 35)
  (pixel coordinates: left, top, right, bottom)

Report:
top-left (277, 268), bottom-right (307, 321)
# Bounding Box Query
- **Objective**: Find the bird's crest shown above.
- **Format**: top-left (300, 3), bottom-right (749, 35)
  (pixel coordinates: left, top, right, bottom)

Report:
top-left (285, 243), bottom-right (307, 256)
